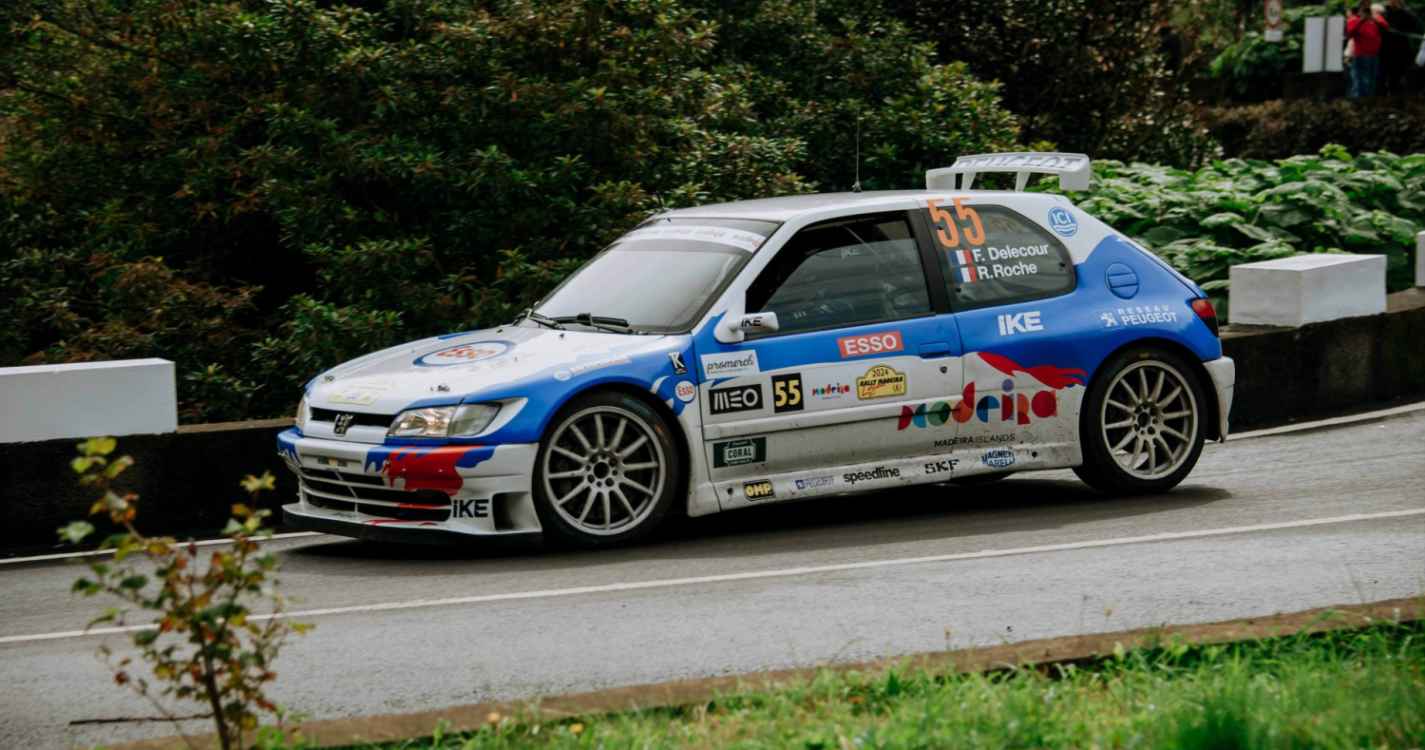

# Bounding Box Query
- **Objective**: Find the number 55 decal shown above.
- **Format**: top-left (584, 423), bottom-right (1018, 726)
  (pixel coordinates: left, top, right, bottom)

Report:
top-left (772, 373), bottom-right (804, 413)
top-left (927, 198), bottom-right (986, 249)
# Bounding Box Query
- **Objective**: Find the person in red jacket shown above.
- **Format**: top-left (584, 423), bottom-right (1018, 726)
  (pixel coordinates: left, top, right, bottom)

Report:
top-left (1347, 0), bottom-right (1390, 97)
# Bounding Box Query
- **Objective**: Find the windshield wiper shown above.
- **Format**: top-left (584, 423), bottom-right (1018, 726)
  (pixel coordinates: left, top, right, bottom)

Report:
top-left (517, 309), bottom-right (566, 330)
top-left (551, 313), bottom-right (640, 334)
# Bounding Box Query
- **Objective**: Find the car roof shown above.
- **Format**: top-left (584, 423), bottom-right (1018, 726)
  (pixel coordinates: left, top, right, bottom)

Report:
top-left (661, 189), bottom-right (1054, 223)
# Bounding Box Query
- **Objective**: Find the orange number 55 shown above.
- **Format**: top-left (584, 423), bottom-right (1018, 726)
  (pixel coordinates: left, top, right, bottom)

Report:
top-left (926, 198), bottom-right (985, 248)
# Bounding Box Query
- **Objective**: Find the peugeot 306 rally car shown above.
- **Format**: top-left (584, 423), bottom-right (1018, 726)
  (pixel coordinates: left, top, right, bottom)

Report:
top-left (278, 152), bottom-right (1235, 548)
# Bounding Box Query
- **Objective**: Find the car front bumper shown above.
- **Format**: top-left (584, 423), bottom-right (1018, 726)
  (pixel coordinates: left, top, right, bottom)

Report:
top-left (277, 429), bottom-right (542, 544)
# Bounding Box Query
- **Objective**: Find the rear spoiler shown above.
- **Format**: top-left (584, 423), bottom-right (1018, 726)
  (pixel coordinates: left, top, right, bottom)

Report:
top-left (926, 152), bottom-right (1091, 192)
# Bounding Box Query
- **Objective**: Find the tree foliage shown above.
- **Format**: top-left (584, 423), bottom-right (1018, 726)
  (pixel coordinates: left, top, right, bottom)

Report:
top-left (0, 0), bottom-right (1016, 421)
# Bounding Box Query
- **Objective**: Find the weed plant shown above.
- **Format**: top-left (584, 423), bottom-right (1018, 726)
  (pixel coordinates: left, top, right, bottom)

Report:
top-left (325, 617), bottom-right (1424, 750)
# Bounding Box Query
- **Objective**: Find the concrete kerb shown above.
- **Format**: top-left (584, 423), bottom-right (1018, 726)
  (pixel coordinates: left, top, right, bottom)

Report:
top-left (101, 597), bottom-right (1425, 750)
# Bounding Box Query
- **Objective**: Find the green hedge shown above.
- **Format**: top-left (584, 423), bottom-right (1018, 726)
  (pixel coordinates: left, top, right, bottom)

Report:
top-left (1057, 147), bottom-right (1424, 321)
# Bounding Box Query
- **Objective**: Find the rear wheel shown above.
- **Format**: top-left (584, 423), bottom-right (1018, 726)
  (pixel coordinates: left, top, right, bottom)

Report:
top-left (533, 392), bottom-right (680, 547)
top-left (1073, 347), bottom-right (1207, 496)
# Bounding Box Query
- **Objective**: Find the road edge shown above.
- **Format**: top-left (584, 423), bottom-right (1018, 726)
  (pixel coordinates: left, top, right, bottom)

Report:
top-left (99, 596), bottom-right (1425, 750)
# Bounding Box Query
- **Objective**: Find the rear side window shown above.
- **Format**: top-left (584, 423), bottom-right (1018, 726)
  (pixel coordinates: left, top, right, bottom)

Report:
top-left (920, 201), bottom-right (1075, 311)
top-left (746, 212), bottom-right (931, 336)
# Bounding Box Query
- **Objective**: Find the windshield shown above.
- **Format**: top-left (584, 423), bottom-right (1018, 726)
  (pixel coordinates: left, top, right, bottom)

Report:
top-left (534, 218), bottom-right (780, 333)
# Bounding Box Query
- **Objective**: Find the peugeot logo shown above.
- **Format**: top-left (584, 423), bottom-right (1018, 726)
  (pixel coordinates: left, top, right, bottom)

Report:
top-left (333, 413), bottom-right (355, 436)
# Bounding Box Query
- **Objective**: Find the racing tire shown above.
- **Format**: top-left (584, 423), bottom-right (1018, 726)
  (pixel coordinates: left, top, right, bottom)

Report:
top-left (1073, 346), bottom-right (1207, 496)
top-left (533, 391), bottom-right (681, 548)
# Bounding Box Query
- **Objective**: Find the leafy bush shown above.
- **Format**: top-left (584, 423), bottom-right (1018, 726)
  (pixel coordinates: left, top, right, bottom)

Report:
top-left (0, 0), bottom-right (1016, 421)
top-left (1205, 99), bottom-right (1425, 161)
top-left (1056, 147), bottom-right (1424, 320)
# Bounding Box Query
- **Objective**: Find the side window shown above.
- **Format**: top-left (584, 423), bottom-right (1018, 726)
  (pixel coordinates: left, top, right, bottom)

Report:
top-left (921, 201), bottom-right (1076, 311)
top-left (746, 212), bottom-right (931, 336)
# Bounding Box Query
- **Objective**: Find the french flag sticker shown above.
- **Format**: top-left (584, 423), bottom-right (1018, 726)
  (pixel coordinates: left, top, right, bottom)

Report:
top-left (953, 249), bottom-right (974, 265)
top-left (957, 265), bottom-right (979, 283)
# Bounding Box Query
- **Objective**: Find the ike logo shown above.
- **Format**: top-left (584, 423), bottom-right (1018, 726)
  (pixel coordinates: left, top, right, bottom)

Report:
top-left (452, 498), bottom-right (490, 518)
top-left (997, 311), bottom-right (1043, 335)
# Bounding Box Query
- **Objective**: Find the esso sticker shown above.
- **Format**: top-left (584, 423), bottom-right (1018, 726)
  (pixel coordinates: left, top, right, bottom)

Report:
top-left (838, 331), bottom-right (904, 358)
top-left (415, 341), bottom-right (511, 366)
top-left (675, 381), bottom-right (696, 403)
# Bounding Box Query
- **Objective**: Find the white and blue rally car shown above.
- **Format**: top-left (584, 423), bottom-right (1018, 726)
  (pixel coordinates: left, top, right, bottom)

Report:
top-left (278, 153), bottom-right (1235, 548)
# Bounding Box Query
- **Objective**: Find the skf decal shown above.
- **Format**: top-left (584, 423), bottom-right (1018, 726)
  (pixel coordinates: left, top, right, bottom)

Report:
top-left (997, 311), bottom-right (1043, 335)
top-left (452, 498), bottom-right (490, 518)
top-left (838, 331), bottom-right (903, 358)
top-left (709, 384), bottom-right (762, 415)
top-left (856, 365), bottom-right (907, 400)
top-left (743, 480), bottom-right (776, 501)
top-left (924, 459), bottom-right (959, 475)
top-left (772, 373), bottom-right (804, 413)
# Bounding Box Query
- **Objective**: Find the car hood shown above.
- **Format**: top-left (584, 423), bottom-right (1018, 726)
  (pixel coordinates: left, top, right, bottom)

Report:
top-left (306, 326), bottom-right (673, 414)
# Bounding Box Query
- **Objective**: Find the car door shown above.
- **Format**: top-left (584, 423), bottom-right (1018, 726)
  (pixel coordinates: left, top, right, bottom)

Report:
top-left (700, 210), bottom-right (964, 501)
top-left (917, 197), bottom-right (1089, 469)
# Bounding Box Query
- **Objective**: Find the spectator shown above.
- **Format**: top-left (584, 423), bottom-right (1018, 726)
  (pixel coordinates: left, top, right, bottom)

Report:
top-left (1381, 0), bottom-right (1423, 94)
top-left (1347, 0), bottom-right (1390, 97)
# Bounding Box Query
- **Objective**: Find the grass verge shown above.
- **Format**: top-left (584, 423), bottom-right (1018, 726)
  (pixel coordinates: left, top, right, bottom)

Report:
top-left (302, 613), bottom-right (1425, 750)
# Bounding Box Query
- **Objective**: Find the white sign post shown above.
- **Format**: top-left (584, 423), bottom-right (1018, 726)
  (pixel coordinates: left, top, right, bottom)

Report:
top-left (1265, 0), bottom-right (1285, 42)
top-left (1303, 16), bottom-right (1326, 72)
top-left (1325, 16), bottom-right (1345, 73)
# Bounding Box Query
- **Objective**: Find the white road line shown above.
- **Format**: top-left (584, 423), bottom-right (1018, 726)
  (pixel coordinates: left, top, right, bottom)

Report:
top-left (0, 532), bottom-right (322, 565)
top-left (5, 508), bottom-right (1422, 645)
top-left (1229, 401), bottom-right (1425, 441)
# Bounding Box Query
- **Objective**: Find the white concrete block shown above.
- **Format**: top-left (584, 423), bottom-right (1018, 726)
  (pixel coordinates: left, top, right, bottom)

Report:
top-left (0, 359), bottom-right (177, 444)
top-left (1416, 232), bottom-right (1423, 287)
top-left (1229, 253), bottom-right (1386, 327)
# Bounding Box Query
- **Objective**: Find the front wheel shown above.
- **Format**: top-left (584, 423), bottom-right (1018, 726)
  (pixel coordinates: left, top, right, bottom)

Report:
top-left (533, 392), bottom-right (680, 548)
top-left (1073, 347), bottom-right (1207, 496)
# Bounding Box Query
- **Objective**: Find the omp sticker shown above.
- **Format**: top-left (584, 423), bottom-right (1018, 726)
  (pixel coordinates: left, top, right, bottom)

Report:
top-left (618, 225), bottom-right (767, 253)
top-left (838, 331), bottom-right (903, 358)
top-left (702, 351), bottom-right (759, 379)
top-left (743, 480), bottom-right (776, 501)
top-left (327, 379), bottom-right (396, 406)
top-left (416, 341), bottom-right (512, 367)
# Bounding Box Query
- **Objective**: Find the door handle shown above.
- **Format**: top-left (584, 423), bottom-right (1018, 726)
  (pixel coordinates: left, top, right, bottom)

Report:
top-left (918, 341), bottom-right (952, 358)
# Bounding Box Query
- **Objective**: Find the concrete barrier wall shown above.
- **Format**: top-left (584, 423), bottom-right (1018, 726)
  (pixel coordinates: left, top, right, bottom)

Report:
top-left (3, 289), bottom-right (1424, 555)
top-left (0, 359), bottom-right (177, 443)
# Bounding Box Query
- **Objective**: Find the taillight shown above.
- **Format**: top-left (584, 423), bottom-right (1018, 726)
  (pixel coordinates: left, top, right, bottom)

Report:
top-left (1191, 297), bottom-right (1219, 337)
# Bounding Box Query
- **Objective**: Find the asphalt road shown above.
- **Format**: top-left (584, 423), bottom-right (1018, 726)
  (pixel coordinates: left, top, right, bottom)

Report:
top-left (3, 408), bottom-right (1424, 750)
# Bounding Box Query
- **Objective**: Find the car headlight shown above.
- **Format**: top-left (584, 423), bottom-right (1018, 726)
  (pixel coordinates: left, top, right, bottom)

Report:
top-left (388, 403), bottom-right (501, 438)
top-left (294, 396), bottom-right (309, 431)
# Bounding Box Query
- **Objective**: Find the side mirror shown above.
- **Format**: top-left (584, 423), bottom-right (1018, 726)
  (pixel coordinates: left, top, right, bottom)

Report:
top-left (738, 312), bottom-right (779, 333)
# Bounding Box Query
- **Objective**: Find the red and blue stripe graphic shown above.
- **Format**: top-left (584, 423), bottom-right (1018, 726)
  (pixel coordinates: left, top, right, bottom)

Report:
top-left (956, 265), bottom-right (979, 282)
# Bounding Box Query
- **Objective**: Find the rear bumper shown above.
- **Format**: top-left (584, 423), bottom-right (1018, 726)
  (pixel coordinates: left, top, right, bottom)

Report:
top-left (276, 429), bottom-right (543, 543)
top-left (1203, 356), bottom-right (1235, 440)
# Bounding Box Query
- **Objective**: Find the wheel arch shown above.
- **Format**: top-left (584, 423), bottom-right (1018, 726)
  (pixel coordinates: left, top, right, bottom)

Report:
top-left (1093, 336), bottom-right (1223, 441)
top-left (552, 382), bottom-right (695, 516)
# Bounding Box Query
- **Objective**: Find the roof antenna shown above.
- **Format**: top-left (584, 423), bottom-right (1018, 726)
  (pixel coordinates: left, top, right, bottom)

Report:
top-left (851, 111), bottom-right (862, 194)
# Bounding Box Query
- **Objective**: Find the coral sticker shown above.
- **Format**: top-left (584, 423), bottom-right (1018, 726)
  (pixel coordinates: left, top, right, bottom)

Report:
top-left (415, 341), bottom-right (512, 367)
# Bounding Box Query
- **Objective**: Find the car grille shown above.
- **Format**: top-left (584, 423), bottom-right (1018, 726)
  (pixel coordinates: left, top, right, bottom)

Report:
top-left (291, 465), bottom-right (452, 522)
top-left (309, 407), bottom-right (395, 431)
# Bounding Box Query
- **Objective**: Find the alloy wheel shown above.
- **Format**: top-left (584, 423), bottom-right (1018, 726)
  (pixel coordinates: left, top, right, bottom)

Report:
top-left (541, 406), bottom-right (666, 536)
top-left (1099, 360), bottom-right (1199, 480)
